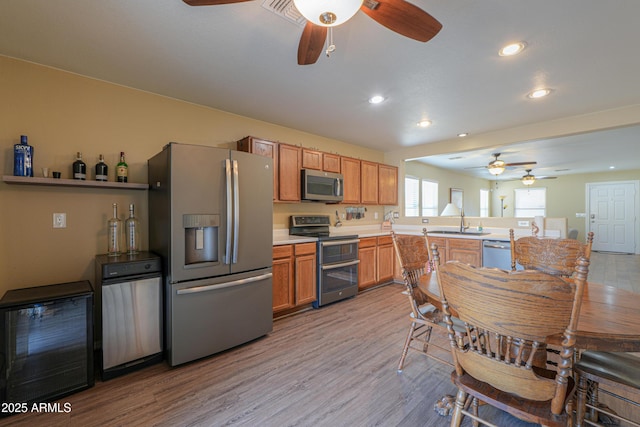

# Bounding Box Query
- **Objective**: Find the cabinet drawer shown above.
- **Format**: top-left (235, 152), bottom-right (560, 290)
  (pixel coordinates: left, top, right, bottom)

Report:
top-left (295, 242), bottom-right (317, 256)
top-left (359, 237), bottom-right (377, 248)
top-left (448, 238), bottom-right (481, 250)
top-left (273, 245), bottom-right (293, 259)
top-left (377, 235), bottom-right (392, 246)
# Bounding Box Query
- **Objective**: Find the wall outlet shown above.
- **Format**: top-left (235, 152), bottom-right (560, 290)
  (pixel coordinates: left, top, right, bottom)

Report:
top-left (517, 220), bottom-right (530, 227)
top-left (53, 213), bottom-right (66, 228)
top-left (374, 212), bottom-right (379, 220)
top-left (421, 218), bottom-right (429, 223)
top-left (576, 212), bottom-right (586, 218)
top-left (393, 211), bottom-right (399, 219)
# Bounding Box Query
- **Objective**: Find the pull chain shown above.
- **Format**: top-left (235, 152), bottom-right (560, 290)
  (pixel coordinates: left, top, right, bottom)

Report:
top-left (326, 27), bottom-right (336, 57)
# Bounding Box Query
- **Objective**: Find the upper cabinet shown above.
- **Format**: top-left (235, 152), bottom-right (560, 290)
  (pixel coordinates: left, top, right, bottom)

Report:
top-left (340, 156), bottom-right (361, 204)
top-left (237, 136), bottom-right (397, 206)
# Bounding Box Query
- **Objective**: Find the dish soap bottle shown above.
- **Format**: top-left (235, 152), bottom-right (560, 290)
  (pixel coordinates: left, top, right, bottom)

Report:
top-left (107, 203), bottom-right (123, 256)
top-left (125, 203), bottom-right (140, 255)
top-left (477, 221), bottom-right (483, 232)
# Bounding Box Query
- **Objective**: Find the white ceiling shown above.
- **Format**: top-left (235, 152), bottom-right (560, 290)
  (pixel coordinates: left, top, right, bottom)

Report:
top-left (2, 0), bottom-right (640, 176)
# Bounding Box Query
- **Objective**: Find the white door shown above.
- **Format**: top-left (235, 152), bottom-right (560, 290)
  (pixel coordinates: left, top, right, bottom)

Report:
top-left (587, 181), bottom-right (637, 253)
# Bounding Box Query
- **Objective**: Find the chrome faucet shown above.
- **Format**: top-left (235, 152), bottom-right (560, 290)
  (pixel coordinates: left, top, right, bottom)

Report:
top-left (460, 209), bottom-right (469, 233)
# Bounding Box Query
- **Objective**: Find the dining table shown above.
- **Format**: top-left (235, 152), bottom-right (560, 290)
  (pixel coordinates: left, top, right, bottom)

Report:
top-left (418, 272), bottom-right (640, 351)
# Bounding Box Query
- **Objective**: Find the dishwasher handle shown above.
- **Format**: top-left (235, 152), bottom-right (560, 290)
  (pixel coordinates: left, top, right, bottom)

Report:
top-left (483, 241), bottom-right (510, 250)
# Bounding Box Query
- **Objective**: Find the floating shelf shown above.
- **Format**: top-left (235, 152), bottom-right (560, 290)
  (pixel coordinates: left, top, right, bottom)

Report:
top-left (2, 175), bottom-right (148, 190)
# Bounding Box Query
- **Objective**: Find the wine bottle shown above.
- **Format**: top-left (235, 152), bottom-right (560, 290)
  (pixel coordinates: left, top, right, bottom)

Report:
top-left (73, 152), bottom-right (87, 180)
top-left (125, 203), bottom-right (140, 255)
top-left (116, 151), bottom-right (128, 183)
top-left (95, 154), bottom-right (108, 181)
top-left (107, 203), bottom-right (124, 256)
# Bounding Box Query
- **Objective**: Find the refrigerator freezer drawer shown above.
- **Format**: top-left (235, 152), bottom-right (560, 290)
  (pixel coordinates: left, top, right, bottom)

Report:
top-left (166, 270), bottom-right (273, 366)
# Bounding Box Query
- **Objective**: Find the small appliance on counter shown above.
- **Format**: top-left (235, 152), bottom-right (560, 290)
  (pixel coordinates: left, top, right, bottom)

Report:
top-left (95, 251), bottom-right (163, 380)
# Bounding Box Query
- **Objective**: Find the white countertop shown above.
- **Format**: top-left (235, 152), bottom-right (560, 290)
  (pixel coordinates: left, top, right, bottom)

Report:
top-left (273, 224), bottom-right (560, 245)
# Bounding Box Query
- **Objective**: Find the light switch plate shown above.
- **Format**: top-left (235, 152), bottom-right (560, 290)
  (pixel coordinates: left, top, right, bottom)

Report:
top-left (53, 213), bottom-right (66, 228)
top-left (517, 220), bottom-right (530, 227)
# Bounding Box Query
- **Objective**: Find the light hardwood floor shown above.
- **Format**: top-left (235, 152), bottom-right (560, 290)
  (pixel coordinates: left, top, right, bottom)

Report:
top-left (5, 254), bottom-right (638, 427)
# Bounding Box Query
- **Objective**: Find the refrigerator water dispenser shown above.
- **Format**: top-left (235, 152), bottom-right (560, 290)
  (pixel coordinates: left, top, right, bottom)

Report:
top-left (183, 214), bottom-right (219, 265)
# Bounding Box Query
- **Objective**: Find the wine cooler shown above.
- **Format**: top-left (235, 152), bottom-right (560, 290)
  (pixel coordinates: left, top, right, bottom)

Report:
top-left (0, 281), bottom-right (94, 408)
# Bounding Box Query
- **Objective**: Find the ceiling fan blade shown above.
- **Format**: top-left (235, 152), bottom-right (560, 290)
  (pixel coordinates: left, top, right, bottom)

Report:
top-left (298, 22), bottom-right (327, 65)
top-left (360, 0), bottom-right (442, 42)
top-left (537, 176), bottom-right (557, 180)
top-left (183, 0), bottom-right (252, 5)
top-left (505, 161), bottom-right (537, 167)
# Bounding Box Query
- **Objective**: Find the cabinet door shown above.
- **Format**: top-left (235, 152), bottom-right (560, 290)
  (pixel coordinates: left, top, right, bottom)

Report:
top-left (378, 164), bottom-right (398, 206)
top-left (360, 161), bottom-right (379, 205)
top-left (447, 238), bottom-right (481, 266)
top-left (272, 256), bottom-right (294, 312)
top-left (427, 236), bottom-right (447, 264)
top-left (376, 236), bottom-right (394, 283)
top-left (322, 153), bottom-right (341, 173)
top-left (237, 136), bottom-right (279, 201)
top-left (302, 148), bottom-right (322, 170)
top-left (358, 246), bottom-right (377, 289)
top-left (341, 157), bottom-right (361, 204)
top-left (278, 144), bottom-right (301, 202)
top-left (295, 254), bottom-right (317, 305)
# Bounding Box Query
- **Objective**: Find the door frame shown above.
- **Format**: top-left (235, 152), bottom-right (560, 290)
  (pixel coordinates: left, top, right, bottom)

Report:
top-left (585, 180), bottom-right (640, 254)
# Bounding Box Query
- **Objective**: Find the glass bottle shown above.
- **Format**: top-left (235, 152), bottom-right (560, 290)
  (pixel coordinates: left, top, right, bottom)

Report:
top-left (107, 203), bottom-right (123, 256)
top-left (73, 152), bottom-right (87, 180)
top-left (116, 151), bottom-right (128, 183)
top-left (95, 154), bottom-right (108, 182)
top-left (125, 203), bottom-right (140, 255)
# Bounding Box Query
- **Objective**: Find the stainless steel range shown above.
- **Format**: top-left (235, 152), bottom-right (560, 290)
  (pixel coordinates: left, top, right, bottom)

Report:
top-left (290, 215), bottom-right (359, 308)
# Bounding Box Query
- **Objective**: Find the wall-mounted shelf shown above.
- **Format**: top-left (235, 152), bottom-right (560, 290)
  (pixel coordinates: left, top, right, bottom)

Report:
top-left (2, 175), bottom-right (148, 190)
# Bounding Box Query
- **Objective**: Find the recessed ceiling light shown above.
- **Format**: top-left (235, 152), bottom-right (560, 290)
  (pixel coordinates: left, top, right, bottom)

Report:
top-left (368, 95), bottom-right (385, 104)
top-left (499, 41), bottom-right (527, 57)
top-left (527, 88), bottom-right (552, 99)
top-left (417, 119), bottom-right (432, 128)
top-left (609, 166), bottom-right (616, 169)
top-left (457, 132), bottom-right (469, 137)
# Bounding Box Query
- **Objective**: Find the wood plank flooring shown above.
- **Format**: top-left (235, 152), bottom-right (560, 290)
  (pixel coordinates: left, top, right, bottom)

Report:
top-left (4, 253), bottom-right (638, 426)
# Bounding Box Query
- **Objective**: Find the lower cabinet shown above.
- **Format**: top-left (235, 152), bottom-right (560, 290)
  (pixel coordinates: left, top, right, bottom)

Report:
top-left (272, 243), bottom-right (317, 314)
top-left (359, 235), bottom-right (394, 290)
top-left (447, 238), bottom-right (482, 266)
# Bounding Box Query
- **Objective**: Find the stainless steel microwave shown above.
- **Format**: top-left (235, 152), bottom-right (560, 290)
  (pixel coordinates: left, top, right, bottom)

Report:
top-left (301, 169), bottom-right (344, 202)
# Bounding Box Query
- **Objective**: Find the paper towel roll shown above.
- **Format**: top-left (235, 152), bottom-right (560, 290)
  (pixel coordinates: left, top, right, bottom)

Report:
top-left (534, 215), bottom-right (545, 237)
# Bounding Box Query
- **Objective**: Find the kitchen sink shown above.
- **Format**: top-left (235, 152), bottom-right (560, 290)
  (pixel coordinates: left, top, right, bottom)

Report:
top-left (427, 230), bottom-right (491, 236)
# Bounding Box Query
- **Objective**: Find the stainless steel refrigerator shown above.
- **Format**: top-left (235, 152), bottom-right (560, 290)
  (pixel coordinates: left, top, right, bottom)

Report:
top-left (148, 142), bottom-right (273, 366)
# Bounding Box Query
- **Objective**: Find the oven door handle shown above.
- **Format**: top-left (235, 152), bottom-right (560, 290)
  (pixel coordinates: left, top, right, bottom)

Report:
top-left (320, 239), bottom-right (360, 247)
top-left (321, 259), bottom-right (360, 270)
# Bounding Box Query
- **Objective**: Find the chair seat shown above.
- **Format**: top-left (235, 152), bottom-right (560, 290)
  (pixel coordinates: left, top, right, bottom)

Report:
top-left (576, 351), bottom-right (640, 389)
top-left (452, 370), bottom-right (574, 427)
top-left (412, 304), bottom-right (467, 333)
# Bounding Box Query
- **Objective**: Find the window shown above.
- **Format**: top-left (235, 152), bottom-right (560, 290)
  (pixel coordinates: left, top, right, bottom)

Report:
top-left (404, 176), bottom-right (438, 217)
top-left (479, 189), bottom-right (489, 217)
top-left (514, 187), bottom-right (546, 217)
top-left (422, 180), bottom-right (438, 216)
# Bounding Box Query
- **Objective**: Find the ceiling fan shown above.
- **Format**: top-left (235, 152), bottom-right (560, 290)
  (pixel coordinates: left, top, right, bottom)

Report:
top-left (466, 153), bottom-right (538, 176)
top-left (519, 169), bottom-right (557, 186)
top-left (182, 0), bottom-right (442, 65)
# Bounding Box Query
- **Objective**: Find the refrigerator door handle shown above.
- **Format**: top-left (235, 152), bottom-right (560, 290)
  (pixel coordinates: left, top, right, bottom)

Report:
top-left (225, 158), bottom-right (232, 264)
top-left (232, 159), bottom-right (239, 264)
top-left (176, 272), bottom-right (273, 295)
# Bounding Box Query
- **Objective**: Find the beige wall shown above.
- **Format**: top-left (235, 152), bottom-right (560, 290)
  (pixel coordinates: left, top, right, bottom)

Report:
top-left (0, 56), bottom-right (385, 293)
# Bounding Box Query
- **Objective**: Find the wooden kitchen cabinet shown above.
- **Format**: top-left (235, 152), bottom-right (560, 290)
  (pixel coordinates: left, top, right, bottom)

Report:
top-left (428, 236), bottom-right (448, 264)
top-left (358, 237), bottom-right (377, 289)
top-left (360, 160), bottom-right (379, 205)
top-left (302, 148), bottom-right (322, 170)
top-left (376, 235), bottom-right (395, 284)
top-left (322, 153), bottom-right (341, 173)
top-left (294, 243), bottom-right (317, 305)
top-left (341, 156), bottom-right (361, 204)
top-left (378, 164), bottom-right (398, 206)
top-left (237, 136), bottom-right (279, 201)
top-left (278, 143), bottom-right (301, 202)
top-left (446, 238), bottom-right (482, 266)
top-left (272, 245), bottom-right (295, 312)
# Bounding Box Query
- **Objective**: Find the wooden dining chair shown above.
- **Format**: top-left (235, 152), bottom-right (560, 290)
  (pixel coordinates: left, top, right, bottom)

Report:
top-left (391, 230), bottom-right (457, 371)
top-left (509, 229), bottom-right (594, 277)
top-left (574, 351), bottom-right (640, 426)
top-left (434, 256), bottom-right (590, 427)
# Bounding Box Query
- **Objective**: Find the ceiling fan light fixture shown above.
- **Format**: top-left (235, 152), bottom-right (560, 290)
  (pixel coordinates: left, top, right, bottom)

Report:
top-left (488, 159), bottom-right (506, 175)
top-left (293, 0), bottom-right (364, 27)
top-left (521, 174), bottom-right (536, 186)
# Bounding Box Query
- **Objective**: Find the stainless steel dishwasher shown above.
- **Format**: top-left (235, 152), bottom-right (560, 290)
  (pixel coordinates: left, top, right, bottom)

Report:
top-left (482, 240), bottom-right (522, 270)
